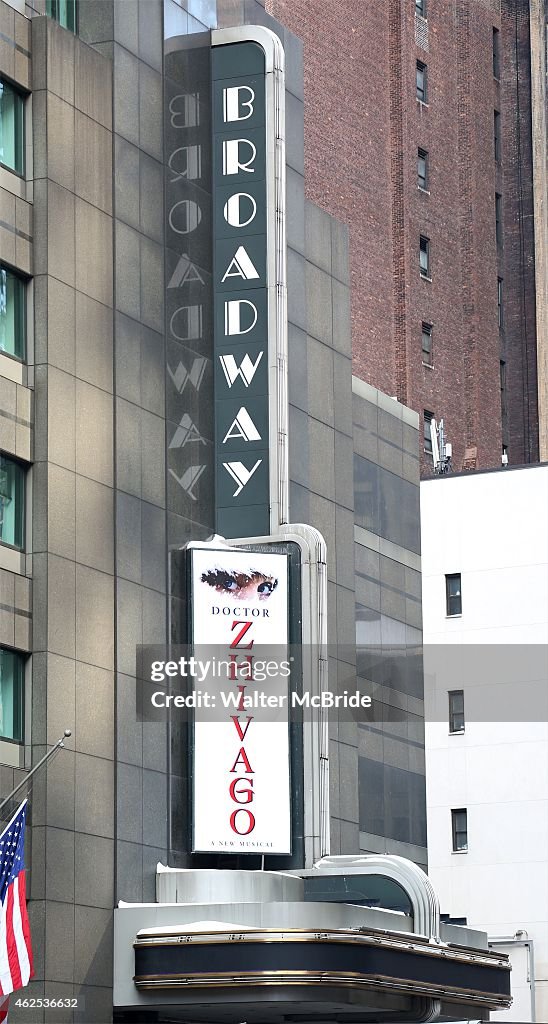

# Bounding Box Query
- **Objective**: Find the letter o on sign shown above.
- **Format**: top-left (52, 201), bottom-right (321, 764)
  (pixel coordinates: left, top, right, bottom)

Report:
top-left (169, 199), bottom-right (202, 235)
top-left (224, 193), bottom-right (257, 229)
top-left (230, 808), bottom-right (256, 835)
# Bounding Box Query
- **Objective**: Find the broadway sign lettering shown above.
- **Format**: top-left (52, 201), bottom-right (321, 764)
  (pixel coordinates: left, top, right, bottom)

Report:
top-left (212, 35), bottom-right (285, 538)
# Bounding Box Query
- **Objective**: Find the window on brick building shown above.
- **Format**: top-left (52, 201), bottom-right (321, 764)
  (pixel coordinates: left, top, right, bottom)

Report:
top-left (422, 322), bottom-right (433, 365)
top-left (416, 61), bottom-right (428, 103)
top-left (492, 28), bottom-right (500, 79)
top-left (500, 358), bottom-right (507, 421)
top-left (494, 110), bottom-right (502, 161)
top-left (500, 359), bottom-right (506, 394)
top-left (424, 410), bottom-right (434, 454)
top-left (416, 0), bottom-right (426, 17)
top-left (495, 192), bottom-right (503, 246)
top-left (446, 573), bottom-right (462, 616)
top-left (420, 235), bottom-right (430, 278)
top-left (418, 148), bottom-right (429, 190)
top-left (452, 808), bottom-right (468, 852)
top-left (497, 277), bottom-right (504, 328)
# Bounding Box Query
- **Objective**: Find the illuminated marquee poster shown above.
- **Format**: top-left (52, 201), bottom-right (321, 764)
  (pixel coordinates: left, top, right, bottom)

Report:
top-left (190, 546), bottom-right (291, 854)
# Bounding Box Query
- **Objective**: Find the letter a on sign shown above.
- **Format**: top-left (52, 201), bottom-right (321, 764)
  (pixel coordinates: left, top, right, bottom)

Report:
top-left (167, 254), bottom-right (205, 289)
top-left (221, 246), bottom-right (260, 284)
top-left (222, 407), bottom-right (261, 444)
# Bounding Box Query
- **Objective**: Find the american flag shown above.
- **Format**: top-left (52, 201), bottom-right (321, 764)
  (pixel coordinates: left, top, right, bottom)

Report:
top-left (0, 801), bottom-right (33, 1020)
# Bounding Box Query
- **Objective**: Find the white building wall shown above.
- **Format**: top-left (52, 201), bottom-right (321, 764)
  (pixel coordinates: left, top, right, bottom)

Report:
top-left (421, 465), bottom-right (548, 1023)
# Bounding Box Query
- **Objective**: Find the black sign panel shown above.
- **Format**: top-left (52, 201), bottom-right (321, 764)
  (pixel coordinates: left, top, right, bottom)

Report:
top-left (164, 40), bottom-right (215, 529)
top-left (211, 42), bottom-right (271, 539)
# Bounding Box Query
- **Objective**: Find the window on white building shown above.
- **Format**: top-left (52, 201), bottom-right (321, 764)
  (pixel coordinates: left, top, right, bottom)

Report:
top-left (449, 690), bottom-right (464, 732)
top-left (451, 808), bottom-right (468, 851)
top-left (445, 573), bottom-right (462, 616)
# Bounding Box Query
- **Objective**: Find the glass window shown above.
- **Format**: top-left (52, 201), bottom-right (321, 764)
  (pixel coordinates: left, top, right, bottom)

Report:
top-left (493, 27), bottom-right (500, 78)
top-left (418, 148), bottom-right (428, 190)
top-left (452, 808), bottom-right (468, 851)
top-left (422, 322), bottom-right (433, 365)
top-left (494, 110), bottom-right (501, 161)
top-left (420, 235), bottom-right (430, 277)
top-left (495, 192), bottom-right (502, 246)
top-left (0, 266), bottom-right (26, 361)
top-left (46, 0), bottom-right (78, 32)
top-left (0, 648), bottom-right (24, 743)
top-left (449, 690), bottom-right (464, 732)
top-left (353, 455), bottom-right (421, 554)
top-left (416, 0), bottom-right (426, 16)
top-left (446, 573), bottom-right (462, 616)
top-left (498, 277), bottom-right (504, 329)
top-left (0, 80), bottom-right (24, 176)
top-left (416, 61), bottom-right (428, 103)
top-left (0, 455), bottom-right (25, 549)
top-left (424, 410), bottom-right (433, 454)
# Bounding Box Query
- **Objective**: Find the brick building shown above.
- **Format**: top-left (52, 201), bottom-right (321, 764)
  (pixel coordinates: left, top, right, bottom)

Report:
top-left (264, 0), bottom-right (547, 473)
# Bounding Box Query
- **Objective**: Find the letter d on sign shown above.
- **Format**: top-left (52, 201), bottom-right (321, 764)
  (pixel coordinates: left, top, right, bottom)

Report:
top-left (225, 299), bottom-right (258, 336)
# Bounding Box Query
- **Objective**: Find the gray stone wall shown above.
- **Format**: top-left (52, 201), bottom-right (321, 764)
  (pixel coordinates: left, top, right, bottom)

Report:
top-left (78, 0), bottom-right (171, 910)
top-left (29, 15), bottom-right (115, 1022)
top-left (352, 380), bottom-right (427, 871)
top-left (0, 0), bottom-right (32, 789)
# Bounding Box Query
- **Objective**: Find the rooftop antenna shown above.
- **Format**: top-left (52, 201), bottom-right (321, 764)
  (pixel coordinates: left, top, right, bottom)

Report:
top-left (430, 418), bottom-right (452, 475)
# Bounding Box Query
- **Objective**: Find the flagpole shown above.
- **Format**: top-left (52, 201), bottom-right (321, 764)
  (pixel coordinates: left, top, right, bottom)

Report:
top-left (0, 730), bottom-right (72, 815)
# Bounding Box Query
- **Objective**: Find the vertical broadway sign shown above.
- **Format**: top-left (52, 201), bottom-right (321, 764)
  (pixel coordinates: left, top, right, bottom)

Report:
top-left (211, 31), bottom-right (288, 539)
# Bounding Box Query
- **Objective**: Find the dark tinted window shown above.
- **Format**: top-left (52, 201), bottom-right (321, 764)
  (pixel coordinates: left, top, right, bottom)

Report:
top-left (0, 455), bottom-right (25, 549)
top-left (46, 0), bottom-right (78, 32)
top-left (359, 756), bottom-right (427, 848)
top-left (449, 689), bottom-right (464, 732)
top-left (418, 148), bottom-right (428, 190)
top-left (0, 80), bottom-right (24, 175)
top-left (452, 808), bottom-right (468, 851)
top-left (354, 455), bottom-right (420, 554)
top-left (416, 61), bottom-right (427, 102)
top-left (0, 647), bottom-right (24, 742)
top-left (446, 573), bottom-right (462, 616)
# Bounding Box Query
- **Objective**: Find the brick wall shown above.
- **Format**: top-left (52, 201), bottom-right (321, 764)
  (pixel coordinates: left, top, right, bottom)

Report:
top-left (267, 0), bottom-right (397, 397)
top-left (500, 0), bottom-right (540, 464)
top-left (266, 0), bottom-right (539, 474)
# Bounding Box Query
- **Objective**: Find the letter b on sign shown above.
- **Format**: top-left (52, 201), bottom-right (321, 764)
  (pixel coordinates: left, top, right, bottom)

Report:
top-left (223, 86), bottom-right (255, 122)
